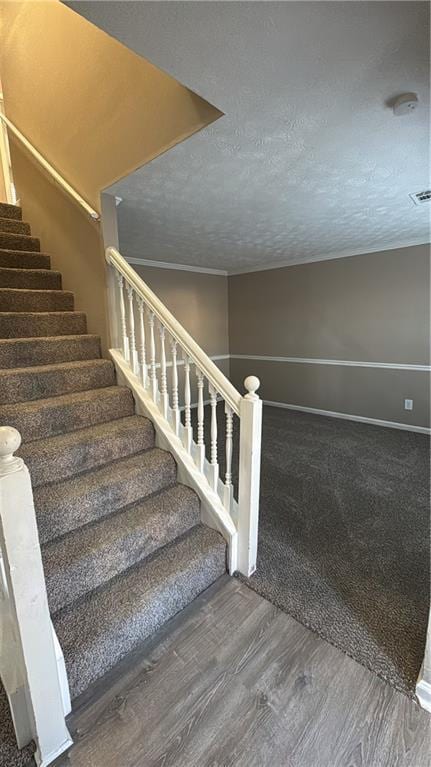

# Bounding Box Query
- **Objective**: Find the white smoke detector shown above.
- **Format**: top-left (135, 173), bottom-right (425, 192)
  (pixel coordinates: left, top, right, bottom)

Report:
top-left (393, 93), bottom-right (419, 116)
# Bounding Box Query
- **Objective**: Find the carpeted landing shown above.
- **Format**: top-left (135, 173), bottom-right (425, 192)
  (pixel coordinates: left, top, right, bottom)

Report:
top-left (239, 406), bottom-right (430, 698)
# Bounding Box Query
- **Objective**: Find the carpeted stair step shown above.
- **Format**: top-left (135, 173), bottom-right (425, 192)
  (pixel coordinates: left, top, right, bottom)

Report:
top-left (0, 231), bottom-right (40, 252)
top-left (0, 385), bottom-right (134, 443)
top-left (0, 267), bottom-right (61, 289)
top-left (0, 334), bottom-right (101, 368)
top-left (0, 217), bottom-right (31, 236)
top-left (43, 484), bottom-right (200, 613)
top-left (0, 682), bottom-right (34, 767)
top-left (0, 287), bottom-right (73, 312)
top-left (54, 525), bottom-right (226, 698)
top-left (19, 415), bottom-right (154, 487)
top-left (0, 359), bottom-right (116, 404)
top-left (0, 248), bottom-right (51, 270)
top-left (0, 202), bottom-right (22, 220)
top-left (0, 310), bottom-right (86, 337)
top-left (34, 448), bottom-right (176, 544)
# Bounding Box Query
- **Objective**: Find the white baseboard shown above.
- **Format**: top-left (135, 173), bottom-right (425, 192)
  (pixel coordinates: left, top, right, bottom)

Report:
top-left (264, 400), bottom-right (430, 434)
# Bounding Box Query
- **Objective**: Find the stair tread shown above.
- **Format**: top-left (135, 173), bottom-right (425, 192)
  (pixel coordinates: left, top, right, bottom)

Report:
top-left (0, 385), bottom-right (135, 442)
top-left (53, 525), bottom-right (226, 697)
top-left (0, 217), bottom-right (31, 235)
top-left (0, 358), bottom-right (116, 404)
top-left (34, 447), bottom-right (176, 543)
top-left (0, 248), bottom-right (50, 269)
top-left (0, 310), bottom-right (87, 337)
top-left (43, 483), bottom-right (200, 613)
top-left (0, 232), bottom-right (40, 251)
top-left (0, 287), bottom-right (74, 312)
top-left (0, 334), bottom-right (101, 367)
top-left (0, 203), bottom-right (22, 220)
top-left (0, 266), bottom-right (60, 289)
top-left (19, 414), bottom-right (154, 486)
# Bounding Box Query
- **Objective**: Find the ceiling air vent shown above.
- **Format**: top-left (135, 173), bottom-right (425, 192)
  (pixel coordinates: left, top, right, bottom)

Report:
top-left (409, 190), bottom-right (431, 206)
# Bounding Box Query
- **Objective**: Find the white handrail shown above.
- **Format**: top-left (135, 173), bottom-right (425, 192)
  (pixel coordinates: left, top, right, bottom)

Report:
top-left (106, 246), bottom-right (242, 414)
top-left (0, 112), bottom-right (100, 221)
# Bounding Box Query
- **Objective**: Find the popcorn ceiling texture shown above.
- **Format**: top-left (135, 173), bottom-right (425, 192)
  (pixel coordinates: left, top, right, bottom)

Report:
top-left (69, 1), bottom-right (430, 271)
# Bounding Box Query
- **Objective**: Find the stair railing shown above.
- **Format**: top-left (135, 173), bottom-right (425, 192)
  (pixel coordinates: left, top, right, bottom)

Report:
top-left (0, 427), bottom-right (72, 766)
top-left (105, 246), bottom-right (262, 576)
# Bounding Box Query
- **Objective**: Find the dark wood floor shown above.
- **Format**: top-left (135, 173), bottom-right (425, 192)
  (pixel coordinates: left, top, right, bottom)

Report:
top-left (57, 577), bottom-right (430, 767)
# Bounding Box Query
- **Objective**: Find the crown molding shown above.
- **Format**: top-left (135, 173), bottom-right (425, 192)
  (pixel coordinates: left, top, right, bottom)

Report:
top-left (227, 238), bottom-right (431, 275)
top-left (125, 256), bottom-right (228, 276)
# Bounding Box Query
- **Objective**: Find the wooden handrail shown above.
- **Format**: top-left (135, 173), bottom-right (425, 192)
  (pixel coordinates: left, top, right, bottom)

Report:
top-left (0, 112), bottom-right (100, 221)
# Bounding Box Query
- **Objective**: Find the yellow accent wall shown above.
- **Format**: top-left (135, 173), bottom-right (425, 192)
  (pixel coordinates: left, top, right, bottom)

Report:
top-left (0, 0), bottom-right (222, 212)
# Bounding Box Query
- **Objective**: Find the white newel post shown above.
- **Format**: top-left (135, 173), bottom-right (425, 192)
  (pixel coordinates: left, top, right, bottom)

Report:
top-left (0, 427), bottom-right (72, 767)
top-left (237, 377), bottom-right (262, 577)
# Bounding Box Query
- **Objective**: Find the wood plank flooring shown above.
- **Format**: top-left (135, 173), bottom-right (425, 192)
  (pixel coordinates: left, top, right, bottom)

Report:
top-left (56, 577), bottom-right (430, 767)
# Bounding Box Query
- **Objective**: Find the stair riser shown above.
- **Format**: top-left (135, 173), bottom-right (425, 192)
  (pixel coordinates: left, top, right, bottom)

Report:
top-left (0, 218), bottom-right (31, 235)
top-left (44, 488), bottom-right (200, 613)
top-left (0, 387), bottom-right (134, 444)
top-left (55, 528), bottom-right (226, 699)
top-left (0, 335), bottom-right (101, 368)
top-left (35, 451), bottom-right (177, 544)
top-left (0, 233), bottom-right (40, 252)
top-left (0, 203), bottom-right (22, 220)
top-left (0, 312), bottom-right (87, 337)
top-left (0, 268), bottom-right (61, 290)
top-left (0, 289), bottom-right (73, 312)
top-left (0, 361), bottom-right (116, 404)
top-left (21, 418), bottom-right (155, 488)
top-left (0, 249), bottom-right (51, 269)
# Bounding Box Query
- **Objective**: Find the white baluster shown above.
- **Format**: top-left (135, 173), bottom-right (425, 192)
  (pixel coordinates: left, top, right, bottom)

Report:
top-left (116, 272), bottom-right (129, 362)
top-left (159, 324), bottom-right (169, 419)
top-left (224, 403), bottom-right (234, 513)
top-left (136, 297), bottom-right (148, 389)
top-left (126, 283), bottom-right (138, 373)
top-left (147, 309), bottom-right (158, 402)
top-left (171, 339), bottom-right (180, 436)
top-left (196, 368), bottom-right (205, 472)
top-left (183, 354), bottom-right (193, 453)
top-left (209, 384), bottom-right (219, 491)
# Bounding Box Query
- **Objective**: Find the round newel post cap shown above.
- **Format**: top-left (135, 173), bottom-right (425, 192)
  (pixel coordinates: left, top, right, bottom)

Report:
top-left (0, 426), bottom-right (24, 477)
top-left (244, 375), bottom-right (260, 400)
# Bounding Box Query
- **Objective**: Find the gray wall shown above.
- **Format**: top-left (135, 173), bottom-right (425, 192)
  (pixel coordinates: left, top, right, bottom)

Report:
top-left (228, 245), bottom-right (430, 428)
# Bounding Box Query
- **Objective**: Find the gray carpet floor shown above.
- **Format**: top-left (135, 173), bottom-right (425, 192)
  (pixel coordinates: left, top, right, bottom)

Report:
top-left (197, 404), bottom-right (430, 697)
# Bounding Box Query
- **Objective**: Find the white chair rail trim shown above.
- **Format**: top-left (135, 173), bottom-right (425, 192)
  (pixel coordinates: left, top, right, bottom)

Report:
top-left (231, 354), bottom-right (430, 372)
top-left (0, 112), bottom-right (99, 221)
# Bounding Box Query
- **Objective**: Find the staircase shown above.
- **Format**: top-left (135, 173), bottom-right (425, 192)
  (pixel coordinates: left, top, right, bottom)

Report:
top-left (0, 202), bottom-right (226, 767)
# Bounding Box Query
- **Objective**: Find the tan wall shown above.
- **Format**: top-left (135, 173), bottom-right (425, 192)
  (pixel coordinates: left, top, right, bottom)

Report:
top-left (0, 0), bottom-right (221, 349)
top-left (133, 265), bottom-right (230, 360)
top-left (131, 264), bottom-right (230, 402)
top-left (10, 140), bottom-right (111, 350)
top-left (229, 245), bottom-right (430, 427)
top-left (0, 0), bottom-right (222, 211)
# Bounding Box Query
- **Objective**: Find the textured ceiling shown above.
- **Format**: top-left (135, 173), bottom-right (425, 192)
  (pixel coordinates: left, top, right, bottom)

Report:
top-left (68, 1), bottom-right (430, 273)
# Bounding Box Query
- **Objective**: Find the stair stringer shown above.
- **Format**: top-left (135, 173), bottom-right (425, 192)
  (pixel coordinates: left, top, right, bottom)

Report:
top-left (110, 349), bottom-right (238, 574)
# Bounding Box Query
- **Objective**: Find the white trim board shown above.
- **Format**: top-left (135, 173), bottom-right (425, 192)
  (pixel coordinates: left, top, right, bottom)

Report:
top-left (124, 239), bottom-right (430, 277)
top-left (264, 400), bottom-right (430, 434)
top-left (231, 354), bottom-right (430, 372)
top-left (228, 238), bottom-right (431, 275)
top-left (126, 257), bottom-right (228, 276)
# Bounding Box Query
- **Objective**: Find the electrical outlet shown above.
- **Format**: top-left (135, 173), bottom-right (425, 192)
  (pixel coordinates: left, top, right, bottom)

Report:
top-left (404, 399), bottom-right (413, 411)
